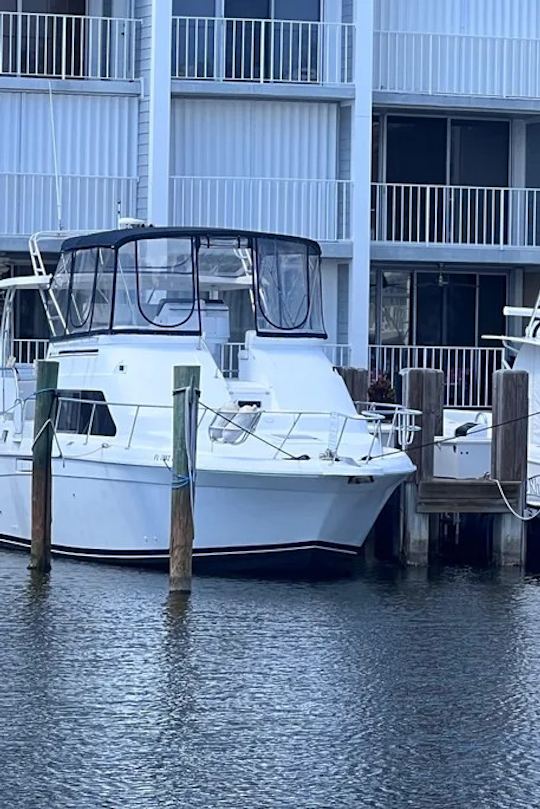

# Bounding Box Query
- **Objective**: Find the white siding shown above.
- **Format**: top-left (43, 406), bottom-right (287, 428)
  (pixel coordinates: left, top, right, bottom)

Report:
top-left (171, 98), bottom-right (338, 179)
top-left (136, 0), bottom-right (153, 219)
top-left (375, 0), bottom-right (540, 38)
top-left (17, 94), bottom-right (137, 176)
top-left (374, 0), bottom-right (540, 98)
top-left (0, 93), bottom-right (21, 172)
top-left (0, 90), bottom-right (138, 234)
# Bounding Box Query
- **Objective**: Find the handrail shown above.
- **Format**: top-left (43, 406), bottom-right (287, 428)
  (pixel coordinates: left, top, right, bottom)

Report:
top-left (9, 392), bottom-right (420, 463)
top-left (0, 11), bottom-right (139, 81)
top-left (371, 182), bottom-right (540, 247)
top-left (172, 15), bottom-right (354, 85)
top-left (170, 176), bottom-right (352, 242)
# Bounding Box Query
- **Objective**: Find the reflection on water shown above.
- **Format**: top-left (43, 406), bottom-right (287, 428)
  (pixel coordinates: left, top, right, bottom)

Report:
top-left (1, 552), bottom-right (540, 808)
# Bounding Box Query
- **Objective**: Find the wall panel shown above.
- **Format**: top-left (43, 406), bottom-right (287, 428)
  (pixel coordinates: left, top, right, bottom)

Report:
top-left (171, 98), bottom-right (337, 179)
top-left (375, 0), bottom-right (540, 38)
top-left (18, 93), bottom-right (137, 177)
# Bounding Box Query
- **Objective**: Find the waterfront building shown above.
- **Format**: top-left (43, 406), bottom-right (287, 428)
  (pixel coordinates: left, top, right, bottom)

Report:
top-left (0, 1), bottom-right (539, 406)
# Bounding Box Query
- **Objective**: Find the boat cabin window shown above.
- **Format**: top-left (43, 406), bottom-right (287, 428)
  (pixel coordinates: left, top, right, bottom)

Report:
top-left (56, 390), bottom-right (116, 437)
top-left (254, 237), bottom-right (324, 336)
top-left (115, 237), bottom-right (197, 331)
top-left (48, 247), bottom-right (116, 337)
top-left (46, 229), bottom-right (325, 342)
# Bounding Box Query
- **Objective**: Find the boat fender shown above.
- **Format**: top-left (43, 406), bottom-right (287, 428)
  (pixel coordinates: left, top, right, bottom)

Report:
top-left (454, 422), bottom-right (479, 437)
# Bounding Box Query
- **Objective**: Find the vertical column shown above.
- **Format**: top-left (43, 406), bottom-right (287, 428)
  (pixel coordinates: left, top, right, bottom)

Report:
top-left (349, 0), bottom-right (374, 367)
top-left (510, 119), bottom-right (526, 259)
top-left (147, 0), bottom-right (173, 225)
top-left (491, 369), bottom-right (528, 567)
top-left (401, 368), bottom-right (444, 566)
top-left (29, 360), bottom-right (59, 574)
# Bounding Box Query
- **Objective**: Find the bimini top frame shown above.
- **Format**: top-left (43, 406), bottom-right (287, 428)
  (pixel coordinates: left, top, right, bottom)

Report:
top-left (39, 226), bottom-right (327, 342)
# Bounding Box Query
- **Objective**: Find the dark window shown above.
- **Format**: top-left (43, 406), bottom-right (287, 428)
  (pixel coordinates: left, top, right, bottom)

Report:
top-left (56, 390), bottom-right (116, 437)
top-left (173, 0), bottom-right (214, 14)
top-left (387, 116), bottom-right (447, 185)
top-left (386, 117), bottom-right (447, 243)
top-left (450, 120), bottom-right (510, 245)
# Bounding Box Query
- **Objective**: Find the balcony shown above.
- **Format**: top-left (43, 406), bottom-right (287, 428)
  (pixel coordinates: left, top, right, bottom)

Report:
top-left (373, 30), bottom-right (540, 100)
top-left (0, 173), bottom-right (137, 235)
top-left (0, 12), bottom-right (138, 81)
top-left (371, 183), bottom-right (540, 251)
top-left (171, 16), bottom-right (354, 86)
top-left (369, 344), bottom-right (506, 408)
top-left (170, 176), bottom-right (352, 242)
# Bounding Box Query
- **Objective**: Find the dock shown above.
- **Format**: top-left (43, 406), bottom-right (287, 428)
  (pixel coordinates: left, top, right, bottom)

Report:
top-left (341, 366), bottom-right (530, 569)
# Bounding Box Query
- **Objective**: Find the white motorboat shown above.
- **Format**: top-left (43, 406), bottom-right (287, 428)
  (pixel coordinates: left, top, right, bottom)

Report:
top-left (0, 227), bottom-right (416, 574)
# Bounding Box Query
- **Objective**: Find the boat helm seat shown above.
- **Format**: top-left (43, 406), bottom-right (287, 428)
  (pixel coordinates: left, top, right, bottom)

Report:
top-left (209, 404), bottom-right (260, 445)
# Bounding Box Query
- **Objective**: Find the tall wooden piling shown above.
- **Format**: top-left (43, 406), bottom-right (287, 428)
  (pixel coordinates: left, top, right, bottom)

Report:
top-left (336, 367), bottom-right (369, 406)
top-left (491, 369), bottom-right (529, 567)
top-left (401, 368), bottom-right (444, 566)
top-left (170, 365), bottom-right (200, 593)
top-left (29, 360), bottom-right (59, 573)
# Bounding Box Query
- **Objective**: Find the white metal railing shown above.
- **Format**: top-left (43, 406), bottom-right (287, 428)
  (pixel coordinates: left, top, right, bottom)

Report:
top-left (374, 30), bottom-right (540, 98)
top-left (205, 405), bottom-right (418, 460)
top-left (171, 176), bottom-right (351, 242)
top-left (0, 173), bottom-right (137, 234)
top-left (220, 341), bottom-right (351, 378)
top-left (371, 183), bottom-right (540, 247)
top-left (172, 16), bottom-right (354, 85)
top-left (47, 395), bottom-right (418, 463)
top-left (0, 12), bottom-right (138, 80)
top-left (369, 344), bottom-right (506, 408)
top-left (12, 339), bottom-right (49, 364)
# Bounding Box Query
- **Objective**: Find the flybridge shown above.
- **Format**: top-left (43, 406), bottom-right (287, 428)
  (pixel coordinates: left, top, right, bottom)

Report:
top-left (32, 227), bottom-right (326, 344)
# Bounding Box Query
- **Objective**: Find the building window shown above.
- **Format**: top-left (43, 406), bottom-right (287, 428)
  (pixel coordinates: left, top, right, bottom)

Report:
top-left (56, 390), bottom-right (116, 438)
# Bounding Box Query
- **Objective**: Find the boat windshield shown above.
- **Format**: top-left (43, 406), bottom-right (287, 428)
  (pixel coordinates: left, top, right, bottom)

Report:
top-left (46, 229), bottom-right (325, 340)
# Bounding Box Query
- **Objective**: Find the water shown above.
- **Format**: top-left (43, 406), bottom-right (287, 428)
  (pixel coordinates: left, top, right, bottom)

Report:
top-left (1, 553), bottom-right (540, 808)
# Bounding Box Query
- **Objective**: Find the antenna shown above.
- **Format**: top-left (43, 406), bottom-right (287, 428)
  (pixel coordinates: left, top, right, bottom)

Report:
top-left (48, 81), bottom-right (62, 231)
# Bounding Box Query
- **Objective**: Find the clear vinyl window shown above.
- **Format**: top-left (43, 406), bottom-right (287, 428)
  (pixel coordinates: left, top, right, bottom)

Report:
top-left (254, 237), bottom-right (325, 337)
top-left (115, 238), bottom-right (199, 332)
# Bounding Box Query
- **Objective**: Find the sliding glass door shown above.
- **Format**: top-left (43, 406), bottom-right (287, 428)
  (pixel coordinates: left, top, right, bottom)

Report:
top-left (450, 120), bottom-right (509, 245)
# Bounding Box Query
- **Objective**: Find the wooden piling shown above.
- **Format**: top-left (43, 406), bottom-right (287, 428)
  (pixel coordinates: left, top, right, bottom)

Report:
top-left (169, 365), bottom-right (200, 593)
top-left (401, 368), bottom-right (444, 566)
top-left (336, 367), bottom-right (369, 406)
top-left (491, 369), bottom-right (529, 567)
top-left (29, 360), bottom-right (59, 573)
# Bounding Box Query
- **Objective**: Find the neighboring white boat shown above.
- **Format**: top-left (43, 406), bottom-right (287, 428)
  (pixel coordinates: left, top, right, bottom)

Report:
top-left (0, 227), bottom-right (416, 574)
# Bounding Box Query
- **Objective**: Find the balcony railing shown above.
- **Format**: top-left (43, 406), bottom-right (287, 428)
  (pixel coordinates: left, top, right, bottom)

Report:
top-left (371, 183), bottom-right (540, 247)
top-left (170, 176), bottom-right (351, 242)
top-left (220, 342), bottom-right (351, 378)
top-left (0, 173), bottom-right (137, 234)
top-left (172, 16), bottom-right (354, 85)
top-left (12, 339), bottom-right (49, 364)
top-left (0, 12), bottom-right (138, 80)
top-left (374, 30), bottom-right (540, 99)
top-left (369, 344), bottom-right (506, 408)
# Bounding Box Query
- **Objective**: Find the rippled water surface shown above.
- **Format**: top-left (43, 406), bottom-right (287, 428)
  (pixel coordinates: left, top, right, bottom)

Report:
top-left (1, 552), bottom-right (540, 808)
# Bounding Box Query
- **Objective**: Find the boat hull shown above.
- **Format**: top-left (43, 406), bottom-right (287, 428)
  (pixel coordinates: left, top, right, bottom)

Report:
top-left (0, 457), bottom-right (406, 574)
